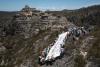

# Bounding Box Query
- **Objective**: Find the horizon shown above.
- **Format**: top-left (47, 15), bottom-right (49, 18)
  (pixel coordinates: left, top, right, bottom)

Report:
top-left (0, 0), bottom-right (100, 11)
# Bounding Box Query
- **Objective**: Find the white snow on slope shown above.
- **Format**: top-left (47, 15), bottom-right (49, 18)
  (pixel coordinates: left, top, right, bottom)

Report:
top-left (45, 32), bottom-right (70, 60)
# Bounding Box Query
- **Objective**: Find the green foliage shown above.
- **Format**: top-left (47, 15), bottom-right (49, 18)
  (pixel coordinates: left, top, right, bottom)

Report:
top-left (74, 55), bottom-right (86, 67)
top-left (46, 5), bottom-right (100, 27)
top-left (0, 5), bottom-right (100, 67)
top-left (87, 27), bottom-right (100, 59)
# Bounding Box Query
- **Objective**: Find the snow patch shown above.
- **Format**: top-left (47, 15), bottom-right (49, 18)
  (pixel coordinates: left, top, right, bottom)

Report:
top-left (45, 32), bottom-right (70, 60)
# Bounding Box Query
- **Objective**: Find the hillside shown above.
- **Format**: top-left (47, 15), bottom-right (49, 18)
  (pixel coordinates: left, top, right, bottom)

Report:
top-left (46, 5), bottom-right (100, 26)
top-left (0, 5), bottom-right (100, 67)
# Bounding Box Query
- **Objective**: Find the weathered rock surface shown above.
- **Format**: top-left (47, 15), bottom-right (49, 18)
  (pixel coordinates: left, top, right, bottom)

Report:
top-left (0, 5), bottom-right (100, 67)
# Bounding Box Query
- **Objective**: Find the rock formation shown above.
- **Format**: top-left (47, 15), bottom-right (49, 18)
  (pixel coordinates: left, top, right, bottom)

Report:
top-left (11, 5), bottom-right (67, 38)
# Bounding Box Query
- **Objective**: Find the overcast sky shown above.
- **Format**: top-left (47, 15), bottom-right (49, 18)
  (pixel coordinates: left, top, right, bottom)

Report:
top-left (0, 0), bottom-right (100, 11)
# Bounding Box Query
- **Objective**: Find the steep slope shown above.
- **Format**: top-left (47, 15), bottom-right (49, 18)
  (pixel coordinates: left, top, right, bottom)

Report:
top-left (0, 5), bottom-right (100, 67)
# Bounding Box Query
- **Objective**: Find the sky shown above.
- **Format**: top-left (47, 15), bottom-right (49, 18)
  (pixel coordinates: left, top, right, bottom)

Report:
top-left (0, 0), bottom-right (100, 11)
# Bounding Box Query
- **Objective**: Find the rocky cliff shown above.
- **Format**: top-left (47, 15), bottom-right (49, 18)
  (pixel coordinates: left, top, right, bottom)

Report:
top-left (0, 5), bottom-right (100, 67)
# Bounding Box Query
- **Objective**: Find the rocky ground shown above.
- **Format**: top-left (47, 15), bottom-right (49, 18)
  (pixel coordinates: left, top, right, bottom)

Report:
top-left (0, 5), bottom-right (100, 67)
top-left (0, 22), bottom-right (98, 67)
